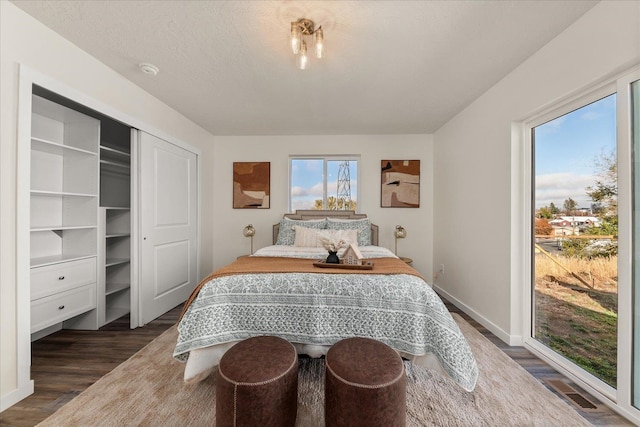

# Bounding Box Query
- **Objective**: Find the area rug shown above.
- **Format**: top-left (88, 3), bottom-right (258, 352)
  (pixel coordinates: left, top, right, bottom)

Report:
top-left (37, 314), bottom-right (591, 426)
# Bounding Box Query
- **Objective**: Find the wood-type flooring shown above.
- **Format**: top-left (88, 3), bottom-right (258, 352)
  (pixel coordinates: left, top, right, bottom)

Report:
top-left (0, 300), bottom-right (632, 426)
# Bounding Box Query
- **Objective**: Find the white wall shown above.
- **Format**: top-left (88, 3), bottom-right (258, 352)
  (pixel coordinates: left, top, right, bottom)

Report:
top-left (433, 1), bottom-right (640, 342)
top-left (212, 134), bottom-right (433, 275)
top-left (0, 1), bottom-right (215, 409)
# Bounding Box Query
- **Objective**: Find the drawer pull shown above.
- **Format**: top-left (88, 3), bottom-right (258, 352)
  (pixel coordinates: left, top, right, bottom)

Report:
top-left (58, 305), bottom-right (65, 310)
top-left (58, 276), bottom-right (65, 280)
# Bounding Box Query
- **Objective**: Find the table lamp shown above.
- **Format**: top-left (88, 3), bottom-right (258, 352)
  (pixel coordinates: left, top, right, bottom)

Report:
top-left (243, 224), bottom-right (256, 254)
top-left (394, 225), bottom-right (406, 255)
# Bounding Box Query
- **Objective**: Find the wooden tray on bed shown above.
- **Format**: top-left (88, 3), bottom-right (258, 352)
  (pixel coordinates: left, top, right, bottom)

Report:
top-left (313, 260), bottom-right (374, 270)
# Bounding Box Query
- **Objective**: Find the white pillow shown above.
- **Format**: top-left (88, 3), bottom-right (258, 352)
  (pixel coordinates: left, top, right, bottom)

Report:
top-left (326, 218), bottom-right (372, 246)
top-left (293, 226), bottom-right (358, 248)
top-left (293, 225), bottom-right (324, 247)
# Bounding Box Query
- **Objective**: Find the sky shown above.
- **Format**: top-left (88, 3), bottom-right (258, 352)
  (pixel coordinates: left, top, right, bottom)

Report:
top-left (290, 159), bottom-right (358, 210)
top-left (534, 93), bottom-right (616, 210)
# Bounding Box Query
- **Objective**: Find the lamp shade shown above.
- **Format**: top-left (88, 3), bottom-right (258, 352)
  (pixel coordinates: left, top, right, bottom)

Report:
top-left (243, 224), bottom-right (256, 237)
top-left (394, 225), bottom-right (407, 239)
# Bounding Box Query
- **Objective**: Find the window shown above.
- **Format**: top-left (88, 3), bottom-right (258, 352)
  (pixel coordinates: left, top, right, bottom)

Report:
top-left (290, 157), bottom-right (359, 211)
top-left (531, 93), bottom-right (618, 388)
top-left (522, 68), bottom-right (640, 423)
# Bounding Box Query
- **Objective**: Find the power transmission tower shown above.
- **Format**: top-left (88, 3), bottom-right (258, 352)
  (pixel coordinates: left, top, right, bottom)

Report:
top-left (336, 161), bottom-right (352, 210)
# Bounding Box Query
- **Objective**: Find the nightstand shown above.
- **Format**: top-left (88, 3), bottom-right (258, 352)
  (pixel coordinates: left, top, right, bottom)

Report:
top-left (398, 256), bottom-right (413, 265)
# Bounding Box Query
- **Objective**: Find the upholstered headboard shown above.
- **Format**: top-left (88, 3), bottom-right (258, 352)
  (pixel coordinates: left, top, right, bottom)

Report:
top-left (272, 210), bottom-right (379, 246)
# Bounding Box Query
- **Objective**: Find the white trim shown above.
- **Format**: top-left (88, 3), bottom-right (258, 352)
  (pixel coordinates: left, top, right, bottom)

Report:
top-left (10, 64), bottom-right (35, 411)
top-left (130, 129), bottom-right (140, 328)
top-left (614, 67), bottom-right (640, 422)
top-left (0, 382), bottom-right (33, 413)
top-left (432, 284), bottom-right (522, 346)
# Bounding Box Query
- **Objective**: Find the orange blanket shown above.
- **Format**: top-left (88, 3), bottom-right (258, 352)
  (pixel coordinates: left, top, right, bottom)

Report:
top-left (180, 256), bottom-right (424, 320)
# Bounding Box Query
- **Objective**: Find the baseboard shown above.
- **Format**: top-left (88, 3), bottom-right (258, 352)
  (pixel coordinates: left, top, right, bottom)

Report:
top-left (433, 285), bottom-right (521, 346)
top-left (1, 381), bottom-right (34, 412)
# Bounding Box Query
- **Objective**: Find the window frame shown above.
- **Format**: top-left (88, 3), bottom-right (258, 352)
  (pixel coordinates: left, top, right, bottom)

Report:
top-left (288, 155), bottom-right (360, 213)
top-left (517, 66), bottom-right (640, 424)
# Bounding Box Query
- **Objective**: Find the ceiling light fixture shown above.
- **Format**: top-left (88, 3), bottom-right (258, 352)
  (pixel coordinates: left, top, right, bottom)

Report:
top-left (290, 18), bottom-right (323, 70)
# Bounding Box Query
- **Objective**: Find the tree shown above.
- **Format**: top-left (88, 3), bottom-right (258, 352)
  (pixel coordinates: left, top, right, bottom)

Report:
top-left (314, 197), bottom-right (357, 211)
top-left (549, 202), bottom-right (559, 215)
top-left (563, 150), bottom-right (618, 259)
top-left (586, 150), bottom-right (617, 216)
top-left (563, 197), bottom-right (577, 215)
top-left (538, 206), bottom-right (553, 219)
top-left (535, 218), bottom-right (553, 236)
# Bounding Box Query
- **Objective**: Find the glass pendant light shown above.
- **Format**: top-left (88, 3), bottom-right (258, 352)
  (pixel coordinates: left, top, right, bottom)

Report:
top-left (315, 26), bottom-right (324, 59)
top-left (297, 40), bottom-right (308, 70)
top-left (291, 22), bottom-right (301, 54)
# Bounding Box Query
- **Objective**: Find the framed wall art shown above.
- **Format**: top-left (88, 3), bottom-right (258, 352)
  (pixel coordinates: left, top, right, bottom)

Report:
top-left (233, 162), bottom-right (270, 209)
top-left (380, 160), bottom-right (420, 208)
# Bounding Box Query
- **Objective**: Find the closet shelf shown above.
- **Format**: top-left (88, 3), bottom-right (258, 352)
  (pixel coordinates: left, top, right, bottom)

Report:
top-left (32, 137), bottom-right (98, 156)
top-left (105, 258), bottom-right (130, 268)
top-left (31, 190), bottom-right (97, 198)
top-left (100, 144), bottom-right (131, 158)
top-left (105, 307), bottom-right (129, 324)
top-left (106, 233), bottom-right (130, 239)
top-left (100, 159), bottom-right (130, 173)
top-left (105, 282), bottom-right (130, 296)
top-left (31, 225), bottom-right (97, 232)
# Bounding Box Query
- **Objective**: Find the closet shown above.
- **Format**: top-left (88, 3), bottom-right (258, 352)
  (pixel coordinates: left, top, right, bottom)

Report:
top-left (30, 87), bottom-right (135, 334)
top-left (27, 84), bottom-right (199, 337)
top-left (29, 95), bottom-right (100, 334)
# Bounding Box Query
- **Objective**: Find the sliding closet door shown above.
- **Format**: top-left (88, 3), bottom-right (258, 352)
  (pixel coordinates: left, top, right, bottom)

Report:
top-left (139, 131), bottom-right (198, 325)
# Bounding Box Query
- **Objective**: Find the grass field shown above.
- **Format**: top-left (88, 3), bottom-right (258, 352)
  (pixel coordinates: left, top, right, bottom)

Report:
top-left (534, 254), bottom-right (617, 387)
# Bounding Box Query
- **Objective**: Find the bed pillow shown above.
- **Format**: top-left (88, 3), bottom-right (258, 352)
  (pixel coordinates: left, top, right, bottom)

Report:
top-left (326, 218), bottom-right (372, 246)
top-left (275, 218), bottom-right (326, 245)
top-left (293, 226), bottom-right (358, 248)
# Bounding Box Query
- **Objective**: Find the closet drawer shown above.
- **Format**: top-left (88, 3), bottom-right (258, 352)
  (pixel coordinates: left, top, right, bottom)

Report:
top-left (31, 283), bottom-right (96, 333)
top-left (31, 257), bottom-right (96, 300)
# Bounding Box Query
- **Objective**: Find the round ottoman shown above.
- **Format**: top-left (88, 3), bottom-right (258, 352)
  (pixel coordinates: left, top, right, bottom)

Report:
top-left (216, 336), bottom-right (298, 427)
top-left (325, 337), bottom-right (406, 427)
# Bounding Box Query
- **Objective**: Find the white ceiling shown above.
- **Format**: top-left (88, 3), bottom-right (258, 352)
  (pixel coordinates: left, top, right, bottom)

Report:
top-left (11, 0), bottom-right (598, 136)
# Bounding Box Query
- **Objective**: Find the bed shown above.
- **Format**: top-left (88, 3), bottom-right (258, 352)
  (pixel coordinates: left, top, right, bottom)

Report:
top-left (174, 210), bottom-right (479, 392)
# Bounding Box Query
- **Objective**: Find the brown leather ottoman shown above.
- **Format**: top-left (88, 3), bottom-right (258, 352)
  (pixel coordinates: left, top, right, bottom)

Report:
top-left (216, 336), bottom-right (298, 427)
top-left (325, 337), bottom-right (406, 427)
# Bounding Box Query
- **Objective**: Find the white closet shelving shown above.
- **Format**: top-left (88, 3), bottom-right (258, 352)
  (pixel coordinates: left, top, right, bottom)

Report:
top-left (30, 89), bottom-right (134, 333)
top-left (100, 122), bottom-right (132, 325)
top-left (29, 95), bottom-right (99, 334)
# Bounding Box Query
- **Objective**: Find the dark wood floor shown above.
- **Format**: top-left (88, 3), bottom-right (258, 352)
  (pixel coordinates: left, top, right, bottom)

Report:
top-left (0, 300), bottom-right (633, 426)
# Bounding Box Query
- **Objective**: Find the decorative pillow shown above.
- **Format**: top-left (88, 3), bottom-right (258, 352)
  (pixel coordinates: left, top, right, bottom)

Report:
top-left (326, 218), bottom-right (372, 246)
top-left (293, 226), bottom-right (358, 248)
top-left (293, 226), bottom-right (324, 247)
top-left (276, 218), bottom-right (326, 245)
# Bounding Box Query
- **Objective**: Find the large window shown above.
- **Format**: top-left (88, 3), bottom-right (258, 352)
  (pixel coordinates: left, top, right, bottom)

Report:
top-left (290, 157), bottom-right (359, 211)
top-left (524, 68), bottom-right (640, 423)
top-left (531, 93), bottom-right (618, 388)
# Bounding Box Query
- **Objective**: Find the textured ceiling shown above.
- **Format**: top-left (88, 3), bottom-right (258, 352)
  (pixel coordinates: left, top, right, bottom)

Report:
top-left (11, 0), bottom-right (598, 135)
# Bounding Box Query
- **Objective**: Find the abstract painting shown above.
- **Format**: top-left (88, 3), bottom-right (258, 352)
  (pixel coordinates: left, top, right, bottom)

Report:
top-left (381, 160), bottom-right (420, 208)
top-left (233, 162), bottom-right (270, 209)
